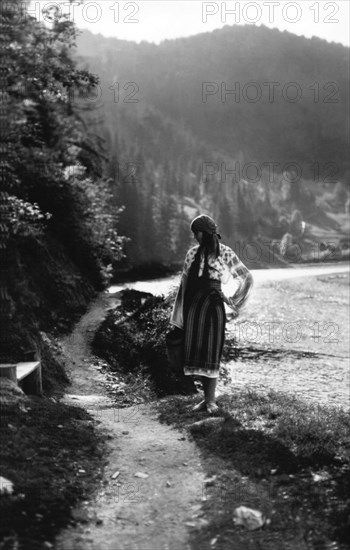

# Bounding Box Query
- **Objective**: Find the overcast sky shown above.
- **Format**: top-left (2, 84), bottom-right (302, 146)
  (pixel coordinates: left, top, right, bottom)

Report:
top-left (29, 1), bottom-right (350, 46)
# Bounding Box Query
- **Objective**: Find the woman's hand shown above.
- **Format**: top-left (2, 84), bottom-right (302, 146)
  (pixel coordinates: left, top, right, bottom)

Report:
top-left (220, 292), bottom-right (240, 319)
top-left (219, 291), bottom-right (229, 305)
top-left (227, 298), bottom-right (239, 318)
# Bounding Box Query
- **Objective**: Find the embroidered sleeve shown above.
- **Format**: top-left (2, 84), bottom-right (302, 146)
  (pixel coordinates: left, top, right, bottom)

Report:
top-left (183, 246), bottom-right (197, 275)
top-left (221, 245), bottom-right (253, 310)
top-left (220, 245), bottom-right (245, 277)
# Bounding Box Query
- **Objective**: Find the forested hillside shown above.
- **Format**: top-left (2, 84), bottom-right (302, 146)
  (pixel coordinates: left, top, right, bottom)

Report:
top-left (73, 25), bottom-right (349, 268)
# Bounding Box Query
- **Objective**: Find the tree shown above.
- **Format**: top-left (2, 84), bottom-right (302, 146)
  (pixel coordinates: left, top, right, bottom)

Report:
top-left (280, 233), bottom-right (293, 257)
top-left (345, 197), bottom-right (350, 215)
top-left (333, 181), bottom-right (348, 210)
top-left (0, 0), bottom-right (125, 360)
top-left (290, 210), bottom-right (303, 238)
top-left (175, 206), bottom-right (192, 261)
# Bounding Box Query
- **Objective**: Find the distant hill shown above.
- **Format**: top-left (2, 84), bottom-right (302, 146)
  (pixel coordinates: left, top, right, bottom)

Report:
top-left (73, 25), bottom-right (349, 267)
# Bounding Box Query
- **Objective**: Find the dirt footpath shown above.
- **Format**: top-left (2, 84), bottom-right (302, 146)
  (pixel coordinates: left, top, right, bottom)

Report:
top-left (55, 294), bottom-right (207, 550)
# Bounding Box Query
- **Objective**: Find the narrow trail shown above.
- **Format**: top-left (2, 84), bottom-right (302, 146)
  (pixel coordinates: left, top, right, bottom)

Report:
top-left (55, 293), bottom-right (206, 550)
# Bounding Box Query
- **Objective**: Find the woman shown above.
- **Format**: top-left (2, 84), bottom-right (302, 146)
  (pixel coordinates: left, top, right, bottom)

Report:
top-left (170, 214), bottom-right (253, 413)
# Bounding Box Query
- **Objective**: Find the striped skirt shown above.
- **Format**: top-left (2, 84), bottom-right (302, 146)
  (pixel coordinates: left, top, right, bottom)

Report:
top-left (183, 280), bottom-right (226, 378)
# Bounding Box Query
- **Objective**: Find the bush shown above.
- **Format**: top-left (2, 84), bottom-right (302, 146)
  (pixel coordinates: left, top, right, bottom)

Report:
top-left (92, 290), bottom-right (196, 396)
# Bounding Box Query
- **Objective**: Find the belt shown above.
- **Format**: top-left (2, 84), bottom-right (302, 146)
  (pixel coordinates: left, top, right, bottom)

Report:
top-left (197, 279), bottom-right (222, 291)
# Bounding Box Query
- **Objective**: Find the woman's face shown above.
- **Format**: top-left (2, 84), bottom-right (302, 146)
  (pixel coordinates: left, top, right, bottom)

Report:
top-left (193, 231), bottom-right (203, 244)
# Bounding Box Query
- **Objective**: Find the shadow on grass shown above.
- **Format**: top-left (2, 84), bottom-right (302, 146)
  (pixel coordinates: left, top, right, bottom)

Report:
top-left (156, 390), bottom-right (350, 550)
top-left (189, 418), bottom-right (299, 475)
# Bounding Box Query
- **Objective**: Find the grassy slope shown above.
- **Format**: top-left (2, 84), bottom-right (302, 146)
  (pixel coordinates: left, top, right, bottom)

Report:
top-left (0, 337), bottom-right (105, 550)
top-left (156, 390), bottom-right (350, 550)
top-left (0, 397), bottom-right (106, 550)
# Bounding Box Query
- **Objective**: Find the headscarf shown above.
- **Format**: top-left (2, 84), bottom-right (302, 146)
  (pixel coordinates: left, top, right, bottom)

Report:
top-left (190, 214), bottom-right (221, 238)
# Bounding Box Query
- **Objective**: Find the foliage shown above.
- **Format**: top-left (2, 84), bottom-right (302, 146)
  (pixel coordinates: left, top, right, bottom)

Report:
top-left (5, 194), bottom-right (52, 237)
top-left (92, 289), bottom-right (195, 395)
top-left (0, 1), bottom-right (126, 358)
top-left (2, 2), bottom-right (125, 277)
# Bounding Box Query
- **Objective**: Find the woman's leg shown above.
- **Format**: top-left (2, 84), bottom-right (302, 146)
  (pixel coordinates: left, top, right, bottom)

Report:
top-left (192, 378), bottom-right (207, 411)
top-left (193, 377), bottom-right (218, 412)
top-left (202, 376), bottom-right (217, 404)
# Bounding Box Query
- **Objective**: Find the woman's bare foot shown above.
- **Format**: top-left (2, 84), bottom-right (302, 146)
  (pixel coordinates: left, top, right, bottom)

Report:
top-left (205, 402), bottom-right (219, 414)
top-left (192, 400), bottom-right (206, 412)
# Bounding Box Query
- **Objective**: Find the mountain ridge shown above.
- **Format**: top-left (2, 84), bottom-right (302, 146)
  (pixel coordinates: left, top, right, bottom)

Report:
top-left (75, 22), bottom-right (349, 49)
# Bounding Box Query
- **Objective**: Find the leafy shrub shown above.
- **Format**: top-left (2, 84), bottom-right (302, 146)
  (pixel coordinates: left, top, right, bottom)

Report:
top-left (93, 290), bottom-right (195, 396)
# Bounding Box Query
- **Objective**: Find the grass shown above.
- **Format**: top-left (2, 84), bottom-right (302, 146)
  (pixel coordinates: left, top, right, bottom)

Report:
top-left (155, 389), bottom-right (350, 550)
top-left (0, 397), bottom-right (106, 550)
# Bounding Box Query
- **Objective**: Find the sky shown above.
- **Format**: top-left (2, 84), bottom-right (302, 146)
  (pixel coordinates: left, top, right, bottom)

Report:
top-left (28, 0), bottom-right (350, 47)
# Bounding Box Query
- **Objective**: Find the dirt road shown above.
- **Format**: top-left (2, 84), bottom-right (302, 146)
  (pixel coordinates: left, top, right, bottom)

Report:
top-left (225, 270), bottom-right (349, 409)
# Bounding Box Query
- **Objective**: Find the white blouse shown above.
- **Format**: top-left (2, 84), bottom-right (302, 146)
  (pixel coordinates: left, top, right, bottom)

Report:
top-left (170, 243), bottom-right (253, 329)
top-left (183, 243), bottom-right (250, 283)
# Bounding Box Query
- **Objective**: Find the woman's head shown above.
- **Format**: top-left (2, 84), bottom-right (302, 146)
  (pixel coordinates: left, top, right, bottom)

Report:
top-left (191, 214), bottom-right (218, 236)
top-left (190, 214), bottom-right (220, 259)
